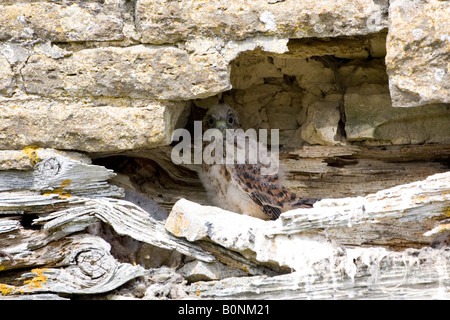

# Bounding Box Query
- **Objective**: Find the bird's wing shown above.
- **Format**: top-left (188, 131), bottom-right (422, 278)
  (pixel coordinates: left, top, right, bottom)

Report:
top-left (229, 163), bottom-right (298, 220)
top-left (223, 127), bottom-right (318, 220)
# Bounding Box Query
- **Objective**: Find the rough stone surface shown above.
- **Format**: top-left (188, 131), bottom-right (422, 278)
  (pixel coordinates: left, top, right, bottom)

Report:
top-left (300, 100), bottom-right (342, 146)
top-left (386, 0), bottom-right (450, 107)
top-left (136, 0), bottom-right (388, 44)
top-left (0, 101), bottom-right (188, 152)
top-left (0, 0), bottom-right (447, 153)
top-left (345, 88), bottom-right (450, 144)
top-left (223, 52), bottom-right (450, 147)
top-left (0, 54), bottom-right (14, 96)
top-left (178, 260), bottom-right (248, 282)
top-left (21, 45), bottom-right (231, 100)
top-left (189, 247), bottom-right (450, 299)
top-left (0, 1), bottom-right (125, 42)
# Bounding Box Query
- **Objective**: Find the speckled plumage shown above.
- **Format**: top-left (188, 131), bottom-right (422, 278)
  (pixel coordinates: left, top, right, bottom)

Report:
top-left (431, 232), bottom-right (450, 249)
top-left (199, 104), bottom-right (317, 220)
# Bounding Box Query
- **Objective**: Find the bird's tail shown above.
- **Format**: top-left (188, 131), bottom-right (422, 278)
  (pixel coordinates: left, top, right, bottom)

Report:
top-left (430, 232), bottom-right (450, 249)
top-left (291, 197), bottom-right (320, 208)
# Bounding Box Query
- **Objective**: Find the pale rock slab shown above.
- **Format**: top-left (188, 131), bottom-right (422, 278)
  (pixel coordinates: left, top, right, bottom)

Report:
top-left (0, 1), bottom-right (125, 42)
top-left (300, 101), bottom-right (342, 146)
top-left (345, 89), bottom-right (450, 144)
top-left (190, 247), bottom-right (450, 299)
top-left (0, 53), bottom-right (15, 96)
top-left (21, 44), bottom-right (231, 100)
top-left (179, 260), bottom-right (248, 282)
top-left (386, 0), bottom-right (450, 107)
top-left (0, 101), bottom-right (188, 152)
top-left (136, 0), bottom-right (389, 44)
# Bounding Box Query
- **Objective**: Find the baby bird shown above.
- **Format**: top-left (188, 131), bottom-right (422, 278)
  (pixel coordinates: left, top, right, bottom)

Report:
top-left (198, 104), bottom-right (318, 220)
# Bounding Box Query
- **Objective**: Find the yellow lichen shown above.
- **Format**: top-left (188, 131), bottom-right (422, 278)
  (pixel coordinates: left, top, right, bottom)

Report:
top-left (433, 224), bottom-right (450, 234)
top-left (43, 180), bottom-right (72, 199)
top-left (1, 268), bottom-right (51, 295)
top-left (23, 268), bottom-right (49, 290)
top-left (0, 283), bottom-right (16, 295)
top-left (416, 195), bottom-right (428, 201)
top-left (22, 145), bottom-right (41, 166)
top-left (60, 179), bottom-right (72, 188)
top-left (444, 207), bottom-right (450, 218)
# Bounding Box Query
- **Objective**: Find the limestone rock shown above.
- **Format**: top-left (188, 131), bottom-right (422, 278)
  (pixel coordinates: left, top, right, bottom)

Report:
top-left (230, 55), bottom-right (283, 90)
top-left (0, 42), bottom-right (31, 66)
top-left (345, 89), bottom-right (450, 144)
top-left (21, 45), bottom-right (230, 100)
top-left (0, 101), bottom-right (188, 152)
top-left (386, 0), bottom-right (450, 107)
top-left (0, 53), bottom-right (15, 96)
top-left (0, 1), bottom-right (125, 42)
top-left (272, 57), bottom-right (335, 97)
top-left (300, 101), bottom-right (342, 145)
top-left (178, 260), bottom-right (248, 282)
top-left (0, 148), bottom-right (121, 202)
top-left (142, 267), bottom-right (189, 300)
top-left (136, 0), bottom-right (388, 44)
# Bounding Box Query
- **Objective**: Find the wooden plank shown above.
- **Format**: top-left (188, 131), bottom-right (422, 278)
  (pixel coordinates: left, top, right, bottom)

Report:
top-left (166, 172), bottom-right (450, 272)
top-left (33, 198), bottom-right (215, 263)
top-left (0, 234), bottom-right (147, 296)
top-left (1, 146), bottom-right (449, 299)
top-left (0, 148), bottom-right (122, 198)
top-left (190, 247), bottom-right (450, 299)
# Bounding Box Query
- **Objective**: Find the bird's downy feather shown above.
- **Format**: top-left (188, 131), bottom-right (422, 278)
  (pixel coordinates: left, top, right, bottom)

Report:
top-left (201, 103), bottom-right (318, 220)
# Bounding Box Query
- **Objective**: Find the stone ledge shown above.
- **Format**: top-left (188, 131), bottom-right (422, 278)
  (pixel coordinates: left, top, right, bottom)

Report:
top-left (21, 44), bottom-right (231, 100)
top-left (136, 0), bottom-right (388, 44)
top-left (0, 101), bottom-right (188, 152)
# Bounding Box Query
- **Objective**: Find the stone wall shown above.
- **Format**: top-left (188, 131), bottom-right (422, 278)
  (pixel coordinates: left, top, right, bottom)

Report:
top-left (0, 0), bottom-right (448, 153)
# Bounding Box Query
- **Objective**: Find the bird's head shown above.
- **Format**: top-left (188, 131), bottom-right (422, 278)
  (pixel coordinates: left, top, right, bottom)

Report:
top-left (203, 104), bottom-right (241, 134)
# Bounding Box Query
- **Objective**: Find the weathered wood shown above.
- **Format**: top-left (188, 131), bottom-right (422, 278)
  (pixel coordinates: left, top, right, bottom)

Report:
top-left (166, 171), bottom-right (450, 299)
top-left (0, 218), bottom-right (20, 234)
top-left (277, 171), bottom-right (450, 235)
top-left (0, 294), bottom-right (69, 300)
top-left (196, 240), bottom-right (284, 276)
top-left (165, 171), bottom-right (450, 273)
top-left (0, 234), bottom-right (147, 296)
top-left (189, 247), bottom-right (450, 299)
top-left (0, 195), bottom-right (214, 269)
top-left (0, 148), bottom-right (122, 198)
top-left (34, 198), bottom-right (215, 263)
top-left (1, 146), bottom-right (449, 299)
top-left (282, 145), bottom-right (450, 199)
top-left (92, 148), bottom-right (206, 212)
top-left (96, 144), bottom-right (450, 212)
top-left (0, 149), bottom-right (212, 297)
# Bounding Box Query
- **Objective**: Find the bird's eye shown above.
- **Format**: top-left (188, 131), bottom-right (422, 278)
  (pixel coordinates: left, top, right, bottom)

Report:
top-left (227, 116), bottom-right (234, 125)
top-left (207, 117), bottom-right (215, 126)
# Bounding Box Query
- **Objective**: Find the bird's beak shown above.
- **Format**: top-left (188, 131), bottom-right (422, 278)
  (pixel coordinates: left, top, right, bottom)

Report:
top-left (215, 120), bottom-right (227, 132)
